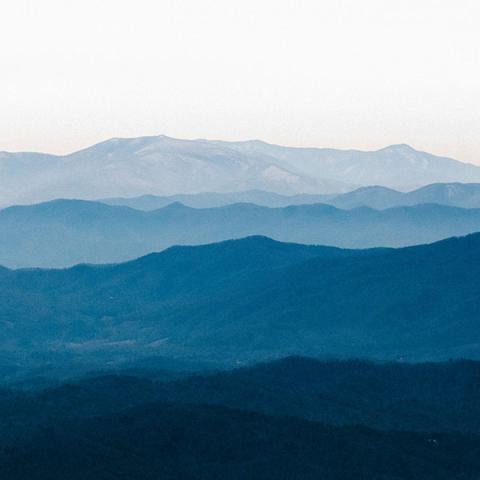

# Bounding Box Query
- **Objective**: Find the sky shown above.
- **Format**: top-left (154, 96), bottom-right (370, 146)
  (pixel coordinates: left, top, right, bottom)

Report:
top-left (1, 0), bottom-right (479, 163)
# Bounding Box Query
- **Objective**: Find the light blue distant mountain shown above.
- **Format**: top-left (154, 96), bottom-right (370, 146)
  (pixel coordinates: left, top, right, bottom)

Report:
top-left (2, 135), bottom-right (480, 206)
top-left (102, 182), bottom-right (480, 210)
top-left (101, 190), bottom-right (336, 209)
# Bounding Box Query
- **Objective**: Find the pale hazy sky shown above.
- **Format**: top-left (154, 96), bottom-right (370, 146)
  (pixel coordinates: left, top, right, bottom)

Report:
top-left (1, 0), bottom-right (479, 163)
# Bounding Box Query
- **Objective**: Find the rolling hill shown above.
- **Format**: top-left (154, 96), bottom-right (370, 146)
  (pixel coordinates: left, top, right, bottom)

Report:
top-left (1, 234), bottom-right (480, 366)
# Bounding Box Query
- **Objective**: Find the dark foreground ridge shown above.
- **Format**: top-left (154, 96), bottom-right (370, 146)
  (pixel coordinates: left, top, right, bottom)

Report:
top-left (3, 403), bottom-right (479, 480)
top-left (2, 357), bottom-right (480, 479)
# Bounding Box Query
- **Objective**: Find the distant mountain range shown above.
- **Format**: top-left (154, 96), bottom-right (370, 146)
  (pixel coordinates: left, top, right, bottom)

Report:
top-left (103, 182), bottom-right (480, 210)
top-left (2, 135), bottom-right (480, 206)
top-left (2, 234), bottom-right (480, 365)
top-left (4, 199), bottom-right (480, 267)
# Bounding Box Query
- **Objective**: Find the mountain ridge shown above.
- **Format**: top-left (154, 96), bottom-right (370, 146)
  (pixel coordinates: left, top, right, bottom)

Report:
top-left (102, 182), bottom-right (480, 210)
top-left (2, 135), bottom-right (480, 206)
top-left (1, 233), bottom-right (480, 365)
top-left (3, 198), bottom-right (480, 267)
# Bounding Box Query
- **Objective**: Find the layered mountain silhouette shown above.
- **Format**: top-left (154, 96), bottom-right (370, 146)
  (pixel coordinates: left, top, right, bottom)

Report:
top-left (2, 234), bottom-right (480, 365)
top-left (3, 132), bottom-right (480, 479)
top-left (2, 136), bottom-right (480, 206)
top-left (103, 182), bottom-right (480, 210)
top-left (4, 199), bottom-right (480, 267)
